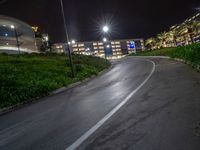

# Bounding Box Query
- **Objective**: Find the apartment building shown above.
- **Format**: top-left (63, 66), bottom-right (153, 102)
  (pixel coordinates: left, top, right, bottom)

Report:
top-left (53, 38), bottom-right (144, 59)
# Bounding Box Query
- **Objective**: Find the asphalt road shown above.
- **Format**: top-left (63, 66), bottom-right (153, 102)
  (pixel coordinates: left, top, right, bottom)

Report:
top-left (0, 57), bottom-right (200, 150)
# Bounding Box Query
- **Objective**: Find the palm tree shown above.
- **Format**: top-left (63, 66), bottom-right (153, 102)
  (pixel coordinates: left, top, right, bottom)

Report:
top-left (145, 38), bottom-right (156, 50)
top-left (190, 21), bottom-right (200, 39)
top-left (166, 30), bottom-right (180, 47)
top-left (155, 38), bottom-right (163, 49)
top-left (178, 22), bottom-right (199, 44)
top-left (157, 32), bottom-right (168, 47)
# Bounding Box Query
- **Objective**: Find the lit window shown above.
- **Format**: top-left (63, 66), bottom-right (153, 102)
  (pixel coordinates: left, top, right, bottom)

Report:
top-left (79, 48), bottom-right (85, 51)
top-left (78, 44), bottom-right (84, 47)
top-left (98, 43), bottom-right (103, 45)
top-left (73, 48), bottom-right (78, 51)
top-left (99, 46), bottom-right (104, 49)
top-left (72, 44), bottom-right (78, 47)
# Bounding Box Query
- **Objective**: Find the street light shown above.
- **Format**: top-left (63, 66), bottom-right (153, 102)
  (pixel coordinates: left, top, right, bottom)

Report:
top-left (102, 26), bottom-right (110, 59)
top-left (60, 0), bottom-right (75, 78)
top-left (71, 40), bottom-right (76, 44)
top-left (103, 25), bottom-right (109, 33)
top-left (106, 45), bottom-right (110, 48)
top-left (10, 25), bottom-right (20, 54)
top-left (103, 38), bottom-right (107, 42)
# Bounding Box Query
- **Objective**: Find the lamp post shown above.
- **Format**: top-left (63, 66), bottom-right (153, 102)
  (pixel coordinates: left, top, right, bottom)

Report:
top-left (102, 25), bottom-right (110, 59)
top-left (11, 25), bottom-right (20, 54)
top-left (60, 0), bottom-right (75, 78)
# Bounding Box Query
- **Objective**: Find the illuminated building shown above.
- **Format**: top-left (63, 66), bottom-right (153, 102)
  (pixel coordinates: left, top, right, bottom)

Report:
top-left (0, 15), bottom-right (38, 54)
top-left (53, 38), bottom-right (144, 59)
top-left (32, 26), bottom-right (50, 52)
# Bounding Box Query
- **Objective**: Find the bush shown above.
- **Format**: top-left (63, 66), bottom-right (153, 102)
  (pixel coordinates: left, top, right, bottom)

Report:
top-left (131, 43), bottom-right (200, 65)
top-left (0, 54), bottom-right (111, 108)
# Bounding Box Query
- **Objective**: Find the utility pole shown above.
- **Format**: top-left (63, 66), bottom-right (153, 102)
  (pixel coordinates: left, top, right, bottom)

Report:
top-left (14, 28), bottom-right (20, 54)
top-left (60, 0), bottom-right (75, 78)
top-left (11, 25), bottom-right (20, 54)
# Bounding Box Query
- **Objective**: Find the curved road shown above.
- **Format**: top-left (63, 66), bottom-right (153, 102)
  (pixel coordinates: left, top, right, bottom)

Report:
top-left (0, 57), bottom-right (200, 150)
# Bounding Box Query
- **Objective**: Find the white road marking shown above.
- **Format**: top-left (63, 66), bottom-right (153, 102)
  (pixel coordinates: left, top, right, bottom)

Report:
top-left (66, 59), bottom-right (156, 150)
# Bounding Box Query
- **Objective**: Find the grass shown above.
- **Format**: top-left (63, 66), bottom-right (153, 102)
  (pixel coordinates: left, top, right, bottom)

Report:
top-left (130, 43), bottom-right (200, 65)
top-left (0, 53), bottom-right (111, 109)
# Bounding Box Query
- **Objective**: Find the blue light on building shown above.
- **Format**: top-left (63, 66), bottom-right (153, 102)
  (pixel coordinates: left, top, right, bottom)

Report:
top-left (130, 41), bottom-right (136, 49)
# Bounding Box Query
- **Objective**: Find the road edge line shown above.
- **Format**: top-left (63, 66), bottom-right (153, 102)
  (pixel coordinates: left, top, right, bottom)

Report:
top-left (0, 65), bottom-right (113, 116)
top-left (66, 59), bottom-right (156, 150)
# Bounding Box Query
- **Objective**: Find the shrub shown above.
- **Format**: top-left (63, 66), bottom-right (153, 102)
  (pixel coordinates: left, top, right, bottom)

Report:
top-left (0, 54), bottom-right (111, 108)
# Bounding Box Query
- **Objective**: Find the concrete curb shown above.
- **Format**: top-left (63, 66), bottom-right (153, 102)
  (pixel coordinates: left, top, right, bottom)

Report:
top-left (0, 65), bottom-right (113, 116)
top-left (173, 58), bottom-right (200, 72)
top-left (50, 65), bottom-right (113, 95)
top-left (132, 56), bottom-right (200, 72)
top-left (132, 56), bottom-right (171, 59)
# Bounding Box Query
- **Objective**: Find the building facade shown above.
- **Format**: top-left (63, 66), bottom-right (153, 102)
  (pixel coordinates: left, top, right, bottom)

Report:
top-left (170, 12), bottom-right (200, 45)
top-left (53, 39), bottom-right (144, 59)
top-left (0, 15), bottom-right (38, 54)
top-left (32, 26), bottom-right (51, 52)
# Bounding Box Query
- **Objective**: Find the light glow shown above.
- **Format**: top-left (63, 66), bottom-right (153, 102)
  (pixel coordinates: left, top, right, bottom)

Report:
top-left (72, 40), bottom-right (76, 44)
top-left (103, 26), bottom-right (109, 33)
top-left (103, 38), bottom-right (107, 42)
top-left (10, 25), bottom-right (15, 29)
top-left (106, 45), bottom-right (110, 48)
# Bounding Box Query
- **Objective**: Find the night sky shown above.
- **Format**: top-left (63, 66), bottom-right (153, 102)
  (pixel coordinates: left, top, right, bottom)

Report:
top-left (0, 0), bottom-right (199, 43)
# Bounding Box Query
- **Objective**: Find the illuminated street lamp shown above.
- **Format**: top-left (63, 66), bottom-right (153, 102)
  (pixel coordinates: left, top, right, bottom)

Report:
top-left (71, 40), bottom-right (76, 44)
top-left (60, 0), bottom-right (75, 77)
top-left (103, 38), bottom-right (107, 42)
top-left (103, 25), bottom-right (109, 33)
top-left (11, 25), bottom-right (20, 54)
top-left (106, 45), bottom-right (110, 48)
top-left (102, 26), bottom-right (110, 59)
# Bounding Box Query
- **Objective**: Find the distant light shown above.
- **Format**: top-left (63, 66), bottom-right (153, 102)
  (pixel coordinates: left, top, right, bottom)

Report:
top-left (10, 25), bottom-right (15, 29)
top-left (72, 40), bottom-right (76, 44)
top-left (106, 45), bottom-right (110, 48)
top-left (130, 41), bottom-right (136, 49)
top-left (44, 36), bottom-right (48, 41)
top-left (5, 33), bottom-right (8, 37)
top-left (6, 43), bottom-right (9, 45)
top-left (86, 48), bottom-right (90, 51)
top-left (68, 42), bottom-right (71, 45)
top-left (103, 38), bottom-right (107, 42)
top-left (103, 26), bottom-right (109, 33)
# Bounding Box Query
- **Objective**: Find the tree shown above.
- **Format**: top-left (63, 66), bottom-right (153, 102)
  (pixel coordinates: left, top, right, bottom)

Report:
top-left (179, 22), bottom-right (196, 44)
top-left (145, 38), bottom-right (156, 49)
top-left (166, 30), bottom-right (180, 47)
top-left (157, 32), bottom-right (168, 47)
top-left (190, 21), bottom-right (200, 38)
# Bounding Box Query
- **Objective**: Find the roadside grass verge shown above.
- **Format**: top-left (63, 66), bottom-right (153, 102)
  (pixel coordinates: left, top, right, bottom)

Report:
top-left (0, 54), bottom-right (111, 109)
top-left (130, 43), bottom-right (200, 67)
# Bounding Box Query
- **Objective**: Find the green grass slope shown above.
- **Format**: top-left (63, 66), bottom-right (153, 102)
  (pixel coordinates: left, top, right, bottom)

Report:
top-left (0, 54), bottom-right (111, 108)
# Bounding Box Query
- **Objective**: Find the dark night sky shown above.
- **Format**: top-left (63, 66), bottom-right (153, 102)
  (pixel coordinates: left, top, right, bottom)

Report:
top-left (0, 0), bottom-right (199, 43)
